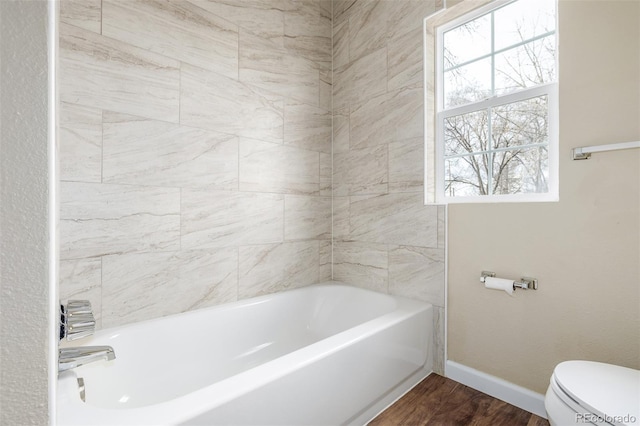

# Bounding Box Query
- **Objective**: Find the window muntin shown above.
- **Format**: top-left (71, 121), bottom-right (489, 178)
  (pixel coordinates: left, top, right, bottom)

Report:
top-left (436, 0), bottom-right (557, 203)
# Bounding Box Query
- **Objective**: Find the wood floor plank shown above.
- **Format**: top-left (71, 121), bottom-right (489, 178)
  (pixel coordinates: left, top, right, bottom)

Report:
top-left (368, 374), bottom-right (551, 426)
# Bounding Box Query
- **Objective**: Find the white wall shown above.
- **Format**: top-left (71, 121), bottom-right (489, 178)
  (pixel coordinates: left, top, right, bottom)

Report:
top-left (0, 0), bottom-right (53, 423)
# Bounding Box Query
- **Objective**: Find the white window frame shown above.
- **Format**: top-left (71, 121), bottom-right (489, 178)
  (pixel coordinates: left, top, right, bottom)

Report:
top-left (434, 0), bottom-right (558, 204)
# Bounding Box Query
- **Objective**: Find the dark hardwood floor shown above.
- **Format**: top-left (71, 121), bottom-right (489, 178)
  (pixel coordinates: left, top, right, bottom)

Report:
top-left (369, 374), bottom-right (550, 426)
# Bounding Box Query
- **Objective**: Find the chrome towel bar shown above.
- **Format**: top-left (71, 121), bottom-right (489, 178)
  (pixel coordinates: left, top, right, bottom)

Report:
top-left (572, 141), bottom-right (640, 160)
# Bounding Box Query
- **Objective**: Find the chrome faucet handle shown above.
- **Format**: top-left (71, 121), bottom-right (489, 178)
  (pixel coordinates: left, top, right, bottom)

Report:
top-left (60, 300), bottom-right (96, 341)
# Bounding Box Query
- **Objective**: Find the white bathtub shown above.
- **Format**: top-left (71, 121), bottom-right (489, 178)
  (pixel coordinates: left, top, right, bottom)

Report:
top-left (57, 282), bottom-right (433, 425)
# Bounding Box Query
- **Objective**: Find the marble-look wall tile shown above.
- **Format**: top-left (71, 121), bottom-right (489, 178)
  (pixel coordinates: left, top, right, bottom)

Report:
top-left (240, 138), bottom-right (320, 194)
top-left (389, 137), bottom-right (424, 193)
top-left (333, 145), bottom-right (388, 196)
top-left (284, 195), bottom-right (331, 240)
top-left (319, 240), bottom-right (332, 281)
top-left (102, 112), bottom-right (238, 190)
top-left (388, 245), bottom-right (445, 307)
top-left (333, 0), bottom-right (356, 27)
top-left (239, 30), bottom-right (319, 106)
top-left (349, 91), bottom-right (390, 149)
top-left (102, 0), bottom-right (239, 79)
top-left (333, 241), bottom-right (388, 293)
top-left (438, 205), bottom-right (446, 249)
top-left (59, 102), bottom-right (102, 183)
top-left (59, 258), bottom-right (102, 327)
top-left (388, 26), bottom-right (424, 92)
top-left (349, 193), bottom-right (438, 247)
top-left (181, 189), bottom-right (284, 249)
top-left (284, 100), bottom-right (331, 153)
top-left (319, 69), bottom-right (332, 111)
top-left (101, 249), bottom-right (238, 328)
top-left (332, 19), bottom-right (349, 70)
top-left (333, 107), bottom-right (350, 154)
top-left (238, 241), bottom-right (319, 299)
top-left (386, 0), bottom-right (440, 41)
top-left (59, 23), bottom-right (180, 123)
top-left (333, 196), bottom-right (350, 240)
top-left (60, 0), bottom-right (101, 34)
top-left (333, 48), bottom-right (387, 110)
top-left (181, 63), bottom-right (284, 144)
top-left (320, 152), bottom-right (332, 196)
top-left (284, 0), bottom-right (332, 64)
top-left (433, 306), bottom-right (445, 375)
top-left (348, 0), bottom-right (388, 62)
top-left (350, 87), bottom-right (423, 149)
top-left (60, 182), bottom-right (181, 259)
top-left (191, 0), bottom-right (285, 42)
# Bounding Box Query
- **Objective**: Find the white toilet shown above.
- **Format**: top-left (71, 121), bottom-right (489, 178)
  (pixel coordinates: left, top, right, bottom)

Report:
top-left (545, 360), bottom-right (640, 426)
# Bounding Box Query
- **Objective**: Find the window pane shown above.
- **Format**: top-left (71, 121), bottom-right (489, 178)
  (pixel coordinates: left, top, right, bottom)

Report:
top-left (494, 36), bottom-right (556, 95)
top-left (445, 154), bottom-right (489, 197)
top-left (492, 95), bottom-right (548, 149)
top-left (444, 57), bottom-right (491, 109)
top-left (443, 13), bottom-right (491, 69)
top-left (444, 109), bottom-right (489, 155)
top-left (492, 147), bottom-right (549, 195)
top-left (494, 0), bottom-right (556, 51)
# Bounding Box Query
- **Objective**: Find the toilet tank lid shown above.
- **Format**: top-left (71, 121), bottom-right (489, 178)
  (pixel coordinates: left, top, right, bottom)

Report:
top-left (553, 361), bottom-right (640, 425)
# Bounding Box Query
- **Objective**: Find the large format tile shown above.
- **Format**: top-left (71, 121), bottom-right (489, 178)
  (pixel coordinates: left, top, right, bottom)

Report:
top-left (60, 0), bottom-right (101, 34)
top-left (319, 240), bottom-right (332, 282)
top-left (59, 23), bottom-right (180, 123)
top-left (101, 249), bottom-right (238, 327)
top-left (284, 100), bottom-right (331, 153)
top-left (238, 241), bottom-right (319, 299)
top-left (389, 137), bottom-right (424, 193)
top-left (191, 0), bottom-right (285, 42)
top-left (332, 19), bottom-right (349, 70)
top-left (388, 245), bottom-right (445, 306)
top-left (320, 152), bottom-right (332, 196)
top-left (348, 0), bottom-right (388, 62)
top-left (283, 0), bottom-right (331, 64)
top-left (385, 0), bottom-right (441, 41)
top-left (60, 182), bottom-right (181, 259)
top-left (102, 0), bottom-right (238, 79)
top-left (284, 195), bottom-right (331, 240)
top-left (239, 29), bottom-right (319, 106)
top-left (332, 196), bottom-right (350, 240)
top-left (349, 193), bottom-right (438, 247)
top-left (333, 241), bottom-right (388, 293)
top-left (333, 145), bottom-right (388, 196)
top-left (102, 112), bottom-right (238, 190)
top-left (388, 26), bottom-right (424, 92)
top-left (332, 107), bottom-right (350, 154)
top-left (59, 102), bottom-right (102, 183)
top-left (181, 63), bottom-right (284, 144)
top-left (239, 138), bottom-right (320, 194)
top-left (333, 48), bottom-right (387, 111)
top-left (181, 189), bottom-right (284, 249)
top-left (350, 87), bottom-right (423, 149)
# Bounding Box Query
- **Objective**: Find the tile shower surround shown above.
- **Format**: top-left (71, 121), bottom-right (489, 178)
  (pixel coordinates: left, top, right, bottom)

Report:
top-left (59, 0), bottom-right (445, 373)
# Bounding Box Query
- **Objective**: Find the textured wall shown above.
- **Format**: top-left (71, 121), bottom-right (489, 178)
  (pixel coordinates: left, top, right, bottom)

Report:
top-left (58, 0), bottom-right (332, 328)
top-left (0, 0), bottom-right (51, 423)
top-left (331, 0), bottom-right (446, 373)
top-left (447, 0), bottom-right (640, 394)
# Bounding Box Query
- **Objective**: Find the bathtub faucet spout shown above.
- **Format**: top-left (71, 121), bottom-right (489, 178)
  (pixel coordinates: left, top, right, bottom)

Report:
top-left (59, 346), bottom-right (116, 373)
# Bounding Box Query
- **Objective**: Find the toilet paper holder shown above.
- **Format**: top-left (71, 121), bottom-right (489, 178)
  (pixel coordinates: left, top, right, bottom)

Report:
top-left (480, 271), bottom-right (538, 290)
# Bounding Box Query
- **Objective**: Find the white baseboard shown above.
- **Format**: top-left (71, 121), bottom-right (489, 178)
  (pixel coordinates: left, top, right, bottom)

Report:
top-left (445, 360), bottom-right (547, 419)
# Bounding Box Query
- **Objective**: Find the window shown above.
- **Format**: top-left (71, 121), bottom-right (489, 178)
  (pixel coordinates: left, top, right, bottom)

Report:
top-left (434, 0), bottom-right (557, 203)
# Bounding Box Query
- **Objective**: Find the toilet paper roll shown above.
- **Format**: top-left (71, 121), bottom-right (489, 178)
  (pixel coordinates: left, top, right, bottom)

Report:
top-left (484, 277), bottom-right (514, 296)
